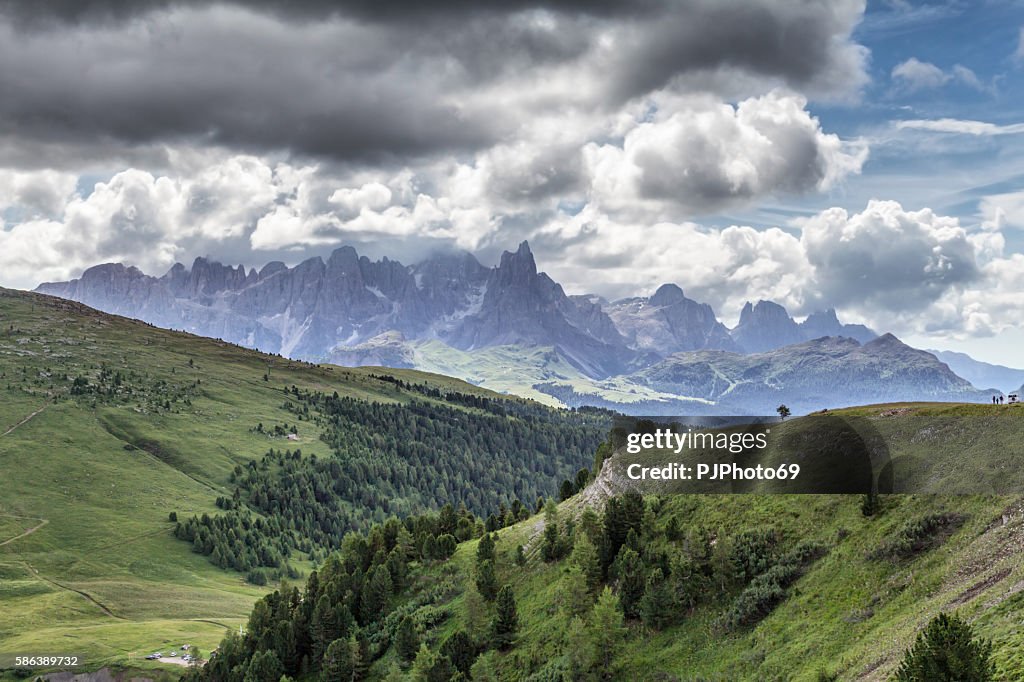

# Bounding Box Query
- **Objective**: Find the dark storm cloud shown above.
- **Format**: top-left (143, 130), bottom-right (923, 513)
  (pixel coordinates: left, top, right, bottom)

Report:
top-left (0, 0), bottom-right (866, 164)
top-left (0, 0), bottom-right (663, 25)
top-left (610, 1), bottom-right (867, 100)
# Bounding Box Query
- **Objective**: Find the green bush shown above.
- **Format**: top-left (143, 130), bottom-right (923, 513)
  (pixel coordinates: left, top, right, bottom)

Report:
top-left (894, 612), bottom-right (994, 681)
top-left (729, 528), bottom-right (780, 583)
top-left (723, 540), bottom-right (828, 630)
top-left (870, 513), bottom-right (966, 561)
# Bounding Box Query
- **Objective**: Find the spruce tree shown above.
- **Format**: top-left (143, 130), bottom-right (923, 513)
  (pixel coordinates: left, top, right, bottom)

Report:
top-left (589, 588), bottom-right (626, 679)
top-left (491, 585), bottom-right (519, 650)
top-left (439, 630), bottom-right (476, 677)
top-left (571, 533), bottom-right (602, 592)
top-left (476, 560), bottom-right (499, 601)
top-left (321, 637), bottom-right (358, 682)
top-left (243, 650), bottom-right (284, 682)
top-left (541, 522), bottom-right (560, 562)
top-left (395, 616), bottom-right (420, 666)
top-left (640, 572), bottom-right (677, 630)
top-left (477, 532), bottom-right (495, 564)
top-left (612, 547), bottom-right (646, 619)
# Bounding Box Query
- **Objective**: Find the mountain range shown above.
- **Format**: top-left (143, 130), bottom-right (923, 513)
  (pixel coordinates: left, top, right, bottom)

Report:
top-left (926, 349), bottom-right (1024, 395)
top-left (35, 242), bottom-right (1004, 413)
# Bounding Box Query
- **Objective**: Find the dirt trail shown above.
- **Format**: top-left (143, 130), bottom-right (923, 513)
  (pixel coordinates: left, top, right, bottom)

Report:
top-left (0, 516), bottom-right (48, 547)
top-left (22, 562), bottom-right (125, 620)
top-left (2, 401), bottom-right (50, 436)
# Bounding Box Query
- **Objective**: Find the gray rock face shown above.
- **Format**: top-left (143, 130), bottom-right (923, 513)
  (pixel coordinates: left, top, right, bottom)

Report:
top-left (605, 283), bottom-right (738, 355)
top-left (444, 242), bottom-right (631, 376)
top-left (731, 300), bottom-right (804, 352)
top-left (35, 242), bottom-right (630, 376)
top-left (730, 301), bottom-right (877, 353)
top-left (800, 308), bottom-right (876, 344)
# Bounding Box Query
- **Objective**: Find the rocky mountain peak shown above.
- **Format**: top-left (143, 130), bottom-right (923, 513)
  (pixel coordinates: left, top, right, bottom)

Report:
top-left (494, 241), bottom-right (538, 285)
top-left (805, 308), bottom-right (840, 325)
top-left (649, 283), bottom-right (686, 307)
top-left (326, 245), bottom-right (361, 273)
top-left (732, 300), bottom-right (802, 353)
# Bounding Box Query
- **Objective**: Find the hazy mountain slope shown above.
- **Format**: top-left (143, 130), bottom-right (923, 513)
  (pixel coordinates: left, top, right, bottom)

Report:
top-left (928, 349), bottom-right (1024, 393)
top-left (38, 245), bottom-right (1003, 415)
top-left (36, 244), bottom-right (877, 376)
top-left (626, 334), bottom-right (986, 414)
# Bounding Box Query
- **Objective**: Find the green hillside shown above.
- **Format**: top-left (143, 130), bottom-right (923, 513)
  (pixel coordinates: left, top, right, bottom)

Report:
top-left (0, 288), bottom-right (605, 672)
top-left (184, 404), bottom-right (1024, 681)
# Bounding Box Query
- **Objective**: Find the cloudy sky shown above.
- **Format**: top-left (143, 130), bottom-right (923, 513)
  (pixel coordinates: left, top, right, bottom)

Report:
top-left (1, 0), bottom-right (1022, 362)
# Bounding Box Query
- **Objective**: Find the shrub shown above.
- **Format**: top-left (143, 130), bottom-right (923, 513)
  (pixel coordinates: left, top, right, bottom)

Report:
top-left (894, 612), bottom-right (994, 681)
top-left (723, 573), bottom-right (787, 629)
top-left (870, 513), bottom-right (966, 561)
top-left (729, 529), bottom-right (780, 583)
top-left (723, 540), bottom-right (829, 630)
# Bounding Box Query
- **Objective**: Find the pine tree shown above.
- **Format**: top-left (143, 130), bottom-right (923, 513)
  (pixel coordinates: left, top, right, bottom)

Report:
top-left (559, 479), bottom-right (575, 501)
top-left (243, 650), bottom-right (284, 682)
top-left (861, 491), bottom-right (881, 517)
top-left (463, 577), bottom-right (489, 643)
top-left (612, 547), bottom-right (646, 619)
top-left (477, 532), bottom-right (495, 564)
top-left (639, 572), bottom-right (677, 630)
top-left (475, 560), bottom-right (498, 602)
top-left (469, 651), bottom-right (499, 682)
top-left (409, 645), bottom-right (454, 682)
top-left (575, 467), bottom-right (590, 492)
top-left (571, 533), bottom-right (602, 592)
top-left (361, 564), bottom-right (392, 621)
top-left (561, 563), bottom-right (593, 618)
top-left (541, 522), bottom-right (560, 562)
top-left (665, 516), bottom-right (681, 541)
top-left (395, 616), bottom-right (420, 667)
top-left (321, 637), bottom-right (358, 682)
top-left (565, 616), bottom-right (591, 679)
top-left (491, 585), bottom-right (519, 650)
top-left (589, 587), bottom-right (626, 679)
top-left (894, 613), bottom-right (994, 681)
top-left (439, 630), bottom-right (476, 677)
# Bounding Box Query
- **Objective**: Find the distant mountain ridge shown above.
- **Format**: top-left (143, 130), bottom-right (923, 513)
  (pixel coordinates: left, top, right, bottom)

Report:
top-left (927, 349), bottom-right (1024, 394)
top-left (36, 242), bottom-right (994, 413)
top-left (36, 242), bottom-right (872, 367)
top-left (618, 333), bottom-right (984, 414)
